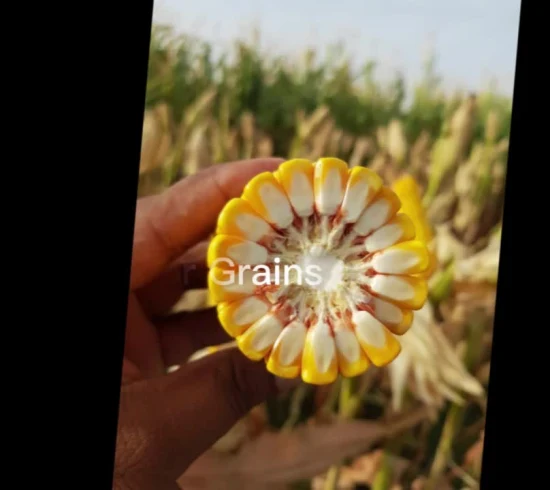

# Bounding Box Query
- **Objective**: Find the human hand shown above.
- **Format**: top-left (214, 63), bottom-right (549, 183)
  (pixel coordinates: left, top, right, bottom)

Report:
top-left (114, 158), bottom-right (294, 490)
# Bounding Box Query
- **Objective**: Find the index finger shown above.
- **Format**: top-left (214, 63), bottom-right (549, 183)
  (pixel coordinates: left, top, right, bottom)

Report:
top-left (131, 158), bottom-right (284, 290)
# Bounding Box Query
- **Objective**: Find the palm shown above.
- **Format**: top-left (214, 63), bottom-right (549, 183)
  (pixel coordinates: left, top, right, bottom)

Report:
top-left (123, 250), bottom-right (228, 382)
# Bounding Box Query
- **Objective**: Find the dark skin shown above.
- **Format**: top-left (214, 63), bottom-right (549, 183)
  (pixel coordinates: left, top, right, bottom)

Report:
top-left (114, 158), bottom-right (297, 490)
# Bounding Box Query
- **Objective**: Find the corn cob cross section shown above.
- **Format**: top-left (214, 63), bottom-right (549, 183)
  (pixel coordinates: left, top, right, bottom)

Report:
top-left (207, 157), bottom-right (430, 385)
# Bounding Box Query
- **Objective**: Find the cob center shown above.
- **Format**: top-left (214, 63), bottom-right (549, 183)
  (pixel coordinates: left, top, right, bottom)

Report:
top-left (264, 216), bottom-right (387, 329)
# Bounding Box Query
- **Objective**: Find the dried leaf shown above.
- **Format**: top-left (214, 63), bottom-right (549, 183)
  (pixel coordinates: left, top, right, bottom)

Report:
top-left (171, 289), bottom-right (210, 313)
top-left (140, 104), bottom-right (173, 175)
top-left (239, 112), bottom-right (256, 142)
top-left (210, 404), bottom-right (269, 453)
top-left (225, 128), bottom-right (240, 162)
top-left (340, 133), bottom-right (356, 156)
top-left (450, 95), bottom-right (477, 163)
top-left (184, 122), bottom-right (211, 175)
top-left (377, 126), bottom-right (388, 150)
top-left (312, 467), bottom-right (359, 490)
top-left (349, 137), bottom-right (374, 167)
top-left (178, 414), bottom-right (426, 489)
top-left (453, 227), bottom-right (501, 283)
top-left (298, 105), bottom-right (331, 140)
top-left (183, 88), bottom-right (217, 129)
top-left (308, 119), bottom-right (335, 160)
top-left (410, 475), bottom-right (453, 490)
top-left (211, 417), bottom-right (250, 453)
top-left (485, 110), bottom-right (500, 144)
top-left (463, 431), bottom-right (484, 473)
top-left (311, 450), bottom-right (409, 489)
top-left (256, 135), bottom-right (274, 157)
top-left (328, 128), bottom-right (344, 156)
top-left (350, 450), bottom-right (385, 481)
top-left (475, 363), bottom-right (491, 385)
top-left (427, 190), bottom-right (457, 225)
top-left (409, 130), bottom-right (431, 185)
top-left (388, 302), bottom-right (484, 412)
top-left (433, 224), bottom-right (468, 266)
top-left (452, 282), bottom-right (497, 315)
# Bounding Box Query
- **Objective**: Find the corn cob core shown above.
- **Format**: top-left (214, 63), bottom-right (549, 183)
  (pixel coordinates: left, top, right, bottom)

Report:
top-left (207, 158), bottom-right (430, 385)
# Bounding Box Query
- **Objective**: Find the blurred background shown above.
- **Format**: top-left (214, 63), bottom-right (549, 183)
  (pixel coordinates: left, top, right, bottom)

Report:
top-left (138, 0), bottom-right (519, 488)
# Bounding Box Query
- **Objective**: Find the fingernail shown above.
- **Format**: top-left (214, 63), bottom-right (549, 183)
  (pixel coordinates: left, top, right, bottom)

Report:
top-left (274, 376), bottom-right (302, 394)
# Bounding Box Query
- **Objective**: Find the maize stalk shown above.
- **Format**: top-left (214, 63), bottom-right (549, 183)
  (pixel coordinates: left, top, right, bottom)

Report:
top-left (377, 126), bottom-right (388, 152)
top-left (450, 95), bottom-right (476, 164)
top-left (139, 103), bottom-right (173, 175)
top-left (386, 119), bottom-right (408, 169)
top-left (183, 121), bottom-right (210, 176)
top-left (207, 157), bottom-right (431, 385)
top-left (424, 95), bottom-right (477, 208)
top-left (161, 88), bottom-right (218, 184)
top-left (340, 133), bottom-right (356, 158)
top-left (323, 375), bottom-right (362, 490)
top-left (225, 128), bottom-right (240, 162)
top-left (484, 110), bottom-right (500, 145)
top-left (256, 134), bottom-right (274, 158)
top-left (408, 130), bottom-right (431, 187)
top-left (290, 106), bottom-right (331, 158)
top-left (349, 137), bottom-right (374, 168)
top-left (425, 308), bottom-right (486, 490)
top-left (451, 111), bottom-right (508, 246)
top-left (308, 119), bottom-right (336, 161)
top-left (423, 135), bottom-right (459, 208)
top-left (327, 129), bottom-right (344, 157)
top-left (240, 111), bottom-right (256, 160)
top-left (212, 94), bottom-right (231, 163)
top-left (371, 452), bottom-right (394, 490)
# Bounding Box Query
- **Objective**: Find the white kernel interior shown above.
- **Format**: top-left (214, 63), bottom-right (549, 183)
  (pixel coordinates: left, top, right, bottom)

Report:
top-left (289, 172), bottom-right (314, 217)
top-left (372, 297), bottom-right (404, 324)
top-left (341, 182), bottom-right (369, 223)
top-left (226, 241), bottom-right (268, 265)
top-left (235, 213), bottom-right (272, 241)
top-left (371, 248), bottom-right (420, 274)
top-left (259, 183), bottom-right (294, 228)
top-left (334, 328), bottom-right (362, 363)
top-left (248, 314), bottom-right (283, 351)
top-left (354, 200), bottom-right (391, 236)
top-left (315, 168), bottom-right (343, 215)
top-left (275, 320), bottom-right (307, 365)
top-left (365, 223), bottom-right (403, 251)
top-left (352, 310), bottom-right (387, 349)
top-left (232, 297), bottom-right (270, 326)
top-left (310, 320), bottom-right (336, 373)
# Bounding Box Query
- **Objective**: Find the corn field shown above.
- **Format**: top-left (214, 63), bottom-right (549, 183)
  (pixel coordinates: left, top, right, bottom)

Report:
top-left (139, 24), bottom-right (509, 490)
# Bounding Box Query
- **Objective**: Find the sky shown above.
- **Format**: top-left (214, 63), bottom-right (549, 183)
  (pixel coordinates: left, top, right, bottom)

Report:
top-left (151, 0), bottom-right (521, 98)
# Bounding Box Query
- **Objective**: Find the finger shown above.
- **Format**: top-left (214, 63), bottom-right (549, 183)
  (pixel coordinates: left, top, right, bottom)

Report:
top-left (117, 349), bottom-right (282, 481)
top-left (169, 240), bottom-right (211, 291)
top-left (131, 158), bottom-right (284, 290)
top-left (177, 240), bottom-right (210, 266)
top-left (121, 358), bottom-right (143, 385)
top-left (156, 309), bottom-right (231, 365)
top-left (135, 245), bottom-right (210, 317)
top-left (124, 294), bottom-right (166, 378)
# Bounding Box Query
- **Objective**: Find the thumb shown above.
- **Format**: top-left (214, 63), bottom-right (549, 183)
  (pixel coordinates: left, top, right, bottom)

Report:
top-left (115, 349), bottom-right (296, 488)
